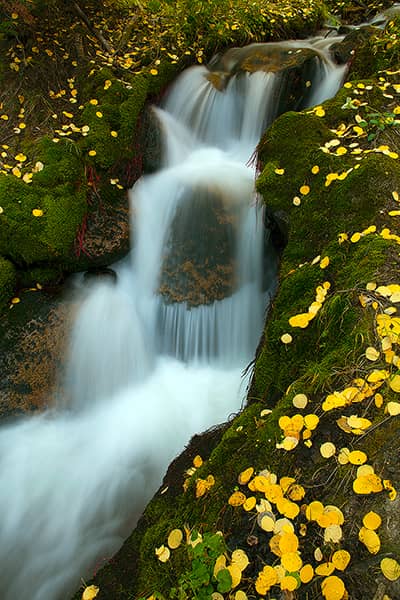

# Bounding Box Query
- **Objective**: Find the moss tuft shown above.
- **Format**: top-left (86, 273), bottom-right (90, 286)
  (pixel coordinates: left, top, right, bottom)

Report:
top-left (0, 256), bottom-right (17, 310)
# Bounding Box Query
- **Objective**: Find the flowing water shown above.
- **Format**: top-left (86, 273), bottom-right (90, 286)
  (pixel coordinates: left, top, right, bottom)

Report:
top-left (0, 37), bottom-right (346, 599)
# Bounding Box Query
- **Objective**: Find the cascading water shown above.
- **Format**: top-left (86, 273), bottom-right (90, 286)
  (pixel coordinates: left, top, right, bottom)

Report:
top-left (0, 36), bottom-right (347, 599)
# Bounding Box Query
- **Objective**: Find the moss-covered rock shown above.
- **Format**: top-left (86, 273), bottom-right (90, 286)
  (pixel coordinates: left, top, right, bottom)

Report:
top-left (0, 172), bottom-right (86, 266)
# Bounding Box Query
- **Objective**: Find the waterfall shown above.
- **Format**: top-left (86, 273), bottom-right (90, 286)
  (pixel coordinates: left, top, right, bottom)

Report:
top-left (0, 36), bottom-right (346, 599)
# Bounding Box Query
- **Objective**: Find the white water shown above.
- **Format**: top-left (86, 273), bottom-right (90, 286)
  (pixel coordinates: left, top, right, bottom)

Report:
top-left (0, 38), bottom-right (346, 599)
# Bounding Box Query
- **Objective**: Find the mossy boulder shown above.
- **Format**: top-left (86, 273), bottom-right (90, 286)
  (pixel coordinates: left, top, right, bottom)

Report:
top-left (0, 139), bottom-right (86, 266)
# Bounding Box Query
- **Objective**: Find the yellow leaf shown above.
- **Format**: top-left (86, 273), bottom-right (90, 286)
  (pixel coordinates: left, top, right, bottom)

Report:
top-left (227, 564), bottom-right (242, 588)
top-left (238, 467), bottom-right (253, 485)
top-left (167, 528), bottom-right (183, 549)
top-left (353, 473), bottom-right (383, 494)
top-left (193, 455), bottom-right (203, 468)
top-left (111, 130), bottom-right (118, 137)
top-left (275, 168), bottom-right (285, 175)
top-left (150, 68), bottom-right (158, 76)
top-left (300, 563), bottom-right (314, 583)
top-left (255, 565), bottom-right (278, 594)
top-left (348, 450), bottom-right (367, 465)
top-left (321, 575), bottom-right (346, 600)
top-left (320, 442), bottom-right (336, 458)
top-left (15, 153), bottom-right (27, 162)
top-left (231, 549), bottom-right (249, 572)
top-left (243, 496), bottom-right (256, 511)
top-left (335, 146), bottom-right (347, 155)
top-left (88, 150), bottom-right (97, 156)
top-left (365, 347), bottom-right (380, 361)
top-left (293, 393), bottom-right (308, 409)
top-left (311, 165), bottom-right (320, 174)
top-left (259, 513), bottom-right (276, 532)
top-left (289, 312), bottom-right (313, 328)
top-left (82, 586), bottom-right (99, 600)
top-left (359, 527), bottom-right (381, 554)
top-left (347, 415), bottom-right (371, 430)
top-left (324, 524), bottom-right (342, 543)
top-left (306, 500), bottom-right (324, 521)
top-left (213, 554), bottom-right (227, 577)
top-left (300, 185), bottom-right (310, 195)
top-left (287, 483), bottom-right (305, 501)
top-left (96, 111), bottom-right (103, 118)
top-left (387, 401), bottom-right (400, 416)
top-left (320, 256), bottom-right (330, 269)
top-left (11, 297), bottom-right (20, 304)
top-left (362, 511), bottom-right (382, 530)
top-left (389, 374), bottom-right (400, 392)
top-left (315, 562), bottom-right (335, 576)
top-left (338, 447), bottom-right (350, 464)
top-left (32, 209), bottom-right (43, 217)
top-left (304, 413), bottom-right (319, 430)
top-left (276, 497), bottom-right (300, 519)
top-left (155, 544), bottom-right (170, 562)
top-left (89, 99), bottom-right (98, 105)
top-left (381, 557), bottom-right (400, 581)
top-left (228, 491), bottom-right (246, 507)
top-left (281, 574), bottom-right (299, 591)
top-left (332, 550), bottom-right (351, 571)
top-left (281, 333), bottom-right (293, 344)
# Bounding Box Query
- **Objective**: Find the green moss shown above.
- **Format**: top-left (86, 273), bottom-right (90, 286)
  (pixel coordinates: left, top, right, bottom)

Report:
top-left (18, 265), bottom-right (64, 288)
top-left (0, 256), bottom-right (17, 310)
top-left (0, 142), bottom-right (86, 265)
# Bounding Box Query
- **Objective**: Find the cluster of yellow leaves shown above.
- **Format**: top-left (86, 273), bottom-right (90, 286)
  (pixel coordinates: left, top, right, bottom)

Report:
top-left (288, 281), bottom-right (330, 329)
top-left (213, 548), bottom-right (250, 591)
top-left (277, 412), bottom-right (319, 451)
top-left (227, 466), bottom-right (351, 599)
top-left (155, 527), bottom-right (185, 562)
top-left (183, 454), bottom-right (205, 492)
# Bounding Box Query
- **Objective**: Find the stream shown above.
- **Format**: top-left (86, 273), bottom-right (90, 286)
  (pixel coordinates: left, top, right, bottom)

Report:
top-left (0, 34), bottom-right (347, 599)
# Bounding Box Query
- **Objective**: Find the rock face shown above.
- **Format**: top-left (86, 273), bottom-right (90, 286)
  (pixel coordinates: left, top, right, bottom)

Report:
top-left (159, 187), bottom-right (238, 306)
top-left (0, 290), bottom-right (69, 418)
top-left (70, 193), bottom-right (130, 271)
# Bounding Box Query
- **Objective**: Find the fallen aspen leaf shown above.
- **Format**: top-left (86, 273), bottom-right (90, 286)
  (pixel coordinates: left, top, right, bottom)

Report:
top-left (82, 586), bottom-right (99, 600)
top-left (363, 511), bottom-right (382, 530)
top-left (381, 557), bottom-right (400, 581)
top-left (167, 529), bottom-right (183, 549)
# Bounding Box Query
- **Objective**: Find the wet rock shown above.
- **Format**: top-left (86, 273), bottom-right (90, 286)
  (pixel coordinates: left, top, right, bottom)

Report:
top-left (207, 43), bottom-right (324, 112)
top-left (159, 187), bottom-right (238, 306)
top-left (141, 108), bottom-right (164, 174)
top-left (0, 289), bottom-right (70, 419)
top-left (70, 193), bottom-right (130, 271)
top-left (329, 25), bottom-right (378, 64)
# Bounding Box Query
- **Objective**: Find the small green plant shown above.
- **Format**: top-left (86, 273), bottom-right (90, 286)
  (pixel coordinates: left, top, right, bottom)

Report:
top-left (170, 532), bottom-right (231, 600)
